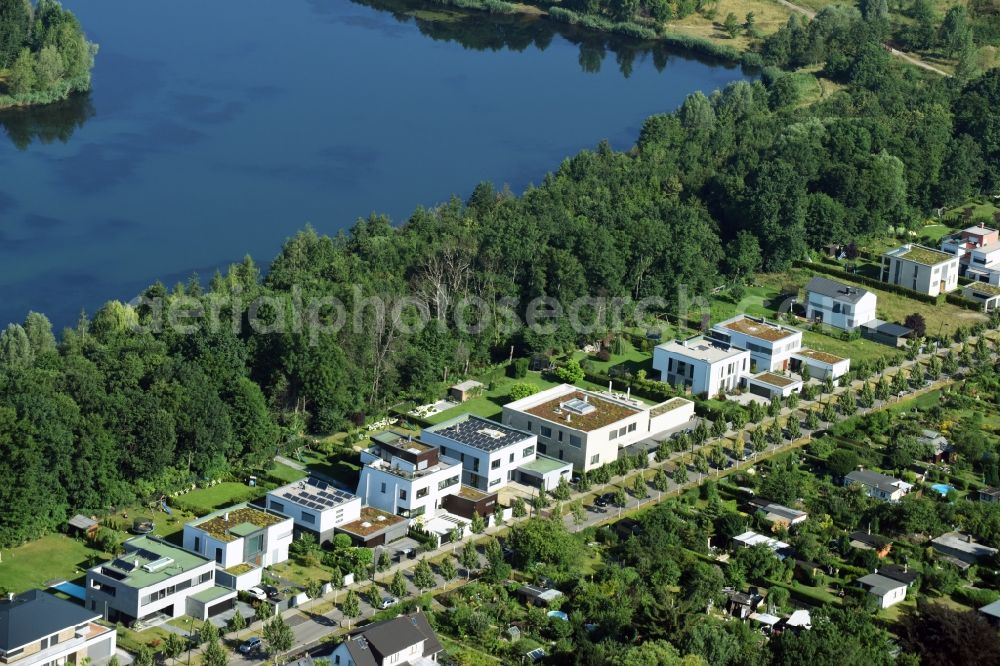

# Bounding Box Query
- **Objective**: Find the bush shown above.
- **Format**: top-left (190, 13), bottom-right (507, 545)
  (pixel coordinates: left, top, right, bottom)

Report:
top-left (510, 357), bottom-right (529, 379)
top-left (508, 382), bottom-right (538, 402)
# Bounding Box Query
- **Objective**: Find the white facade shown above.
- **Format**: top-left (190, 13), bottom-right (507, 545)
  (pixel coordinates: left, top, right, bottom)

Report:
top-left (422, 415), bottom-right (538, 492)
top-left (881, 244), bottom-right (960, 296)
top-left (0, 592), bottom-right (117, 666)
top-left (502, 384), bottom-right (694, 472)
top-left (791, 349), bottom-right (851, 380)
top-left (804, 277), bottom-right (877, 331)
top-left (356, 434), bottom-right (462, 521)
top-left (845, 470), bottom-right (913, 502)
top-left (652, 335), bottom-right (750, 398)
top-left (857, 574), bottom-right (907, 609)
top-left (86, 536), bottom-right (217, 625)
top-left (266, 478), bottom-right (362, 544)
top-left (182, 504), bottom-right (293, 590)
top-left (708, 316), bottom-right (802, 373)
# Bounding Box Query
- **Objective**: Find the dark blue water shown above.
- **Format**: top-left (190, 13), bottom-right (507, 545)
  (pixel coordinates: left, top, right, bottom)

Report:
top-left (0, 0), bottom-right (751, 329)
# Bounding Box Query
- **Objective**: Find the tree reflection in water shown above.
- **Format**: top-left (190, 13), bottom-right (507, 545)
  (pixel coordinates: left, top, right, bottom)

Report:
top-left (0, 92), bottom-right (95, 150)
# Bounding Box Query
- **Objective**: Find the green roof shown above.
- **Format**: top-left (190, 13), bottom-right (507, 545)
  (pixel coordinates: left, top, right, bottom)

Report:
top-left (190, 503), bottom-right (287, 542)
top-left (189, 586), bottom-right (236, 604)
top-left (894, 244), bottom-right (953, 266)
top-left (966, 283), bottom-right (1000, 297)
top-left (650, 398), bottom-right (691, 417)
top-left (519, 455), bottom-right (571, 475)
top-left (99, 536), bottom-right (211, 589)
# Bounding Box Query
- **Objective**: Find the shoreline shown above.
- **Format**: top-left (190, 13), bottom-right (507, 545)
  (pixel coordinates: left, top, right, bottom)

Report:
top-left (413, 0), bottom-right (764, 67)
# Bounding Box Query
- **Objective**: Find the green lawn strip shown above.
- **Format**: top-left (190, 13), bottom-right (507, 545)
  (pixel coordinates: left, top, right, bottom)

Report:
top-left (0, 533), bottom-right (111, 593)
top-left (170, 482), bottom-right (265, 515)
top-left (269, 461), bottom-right (308, 483)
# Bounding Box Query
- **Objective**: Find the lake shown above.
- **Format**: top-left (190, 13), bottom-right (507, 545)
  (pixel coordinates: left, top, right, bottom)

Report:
top-left (0, 0), bottom-right (751, 329)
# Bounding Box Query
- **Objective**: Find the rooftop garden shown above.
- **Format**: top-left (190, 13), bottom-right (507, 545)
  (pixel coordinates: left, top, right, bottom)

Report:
top-left (195, 506), bottom-right (285, 541)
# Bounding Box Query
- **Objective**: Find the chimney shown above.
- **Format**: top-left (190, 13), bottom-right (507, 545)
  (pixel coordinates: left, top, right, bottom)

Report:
top-left (626, 387), bottom-right (631, 400)
top-left (968, 533), bottom-right (973, 543)
top-left (6, 592), bottom-right (13, 602)
top-left (566, 414), bottom-right (572, 423)
top-left (224, 512), bottom-right (230, 522)
top-left (583, 394), bottom-right (588, 403)
top-left (608, 380), bottom-right (612, 392)
top-left (904, 563), bottom-right (908, 573)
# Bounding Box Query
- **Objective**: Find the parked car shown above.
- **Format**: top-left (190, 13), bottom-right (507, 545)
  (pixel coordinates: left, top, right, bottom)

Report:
top-left (262, 584), bottom-right (280, 599)
top-left (239, 637), bottom-right (262, 655)
top-left (379, 595), bottom-right (399, 609)
top-left (594, 492), bottom-right (616, 508)
top-left (246, 586), bottom-right (267, 602)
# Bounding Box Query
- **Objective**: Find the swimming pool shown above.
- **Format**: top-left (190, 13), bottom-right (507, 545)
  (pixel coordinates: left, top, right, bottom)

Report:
top-left (50, 581), bottom-right (86, 601)
top-left (931, 483), bottom-right (954, 496)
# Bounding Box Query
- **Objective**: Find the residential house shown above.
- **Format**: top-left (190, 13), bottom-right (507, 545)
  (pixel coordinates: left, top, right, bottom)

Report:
top-left (804, 277), bottom-right (877, 331)
top-left (931, 532), bottom-right (999, 569)
top-left (708, 315), bottom-right (803, 373)
top-left (790, 349), bottom-right (851, 380)
top-left (849, 530), bottom-right (892, 558)
top-left (749, 499), bottom-right (807, 530)
top-left (356, 432), bottom-right (463, 522)
top-left (880, 244), bottom-right (959, 296)
top-left (856, 573), bottom-right (908, 609)
top-left (0, 590), bottom-right (116, 666)
top-left (422, 414), bottom-right (570, 492)
top-left (330, 611), bottom-right (443, 666)
top-left (182, 503), bottom-right (293, 591)
top-left (844, 470), bottom-right (913, 502)
top-left (962, 282), bottom-right (1000, 312)
top-left (266, 477), bottom-right (362, 544)
top-left (85, 536), bottom-right (232, 625)
top-left (979, 487), bottom-right (1000, 504)
top-left (502, 384), bottom-right (694, 472)
top-left (941, 224), bottom-right (1000, 283)
top-left (652, 335), bottom-right (750, 398)
top-left (877, 564), bottom-right (919, 589)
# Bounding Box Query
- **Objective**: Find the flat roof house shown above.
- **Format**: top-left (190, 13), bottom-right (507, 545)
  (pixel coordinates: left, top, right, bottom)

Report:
top-left (266, 477), bottom-right (362, 544)
top-left (941, 225), bottom-right (1000, 284)
top-left (182, 503), bottom-right (293, 591)
top-left (857, 573), bottom-right (907, 609)
top-left (422, 414), bottom-right (570, 492)
top-left (86, 536), bottom-right (231, 626)
top-left (502, 384), bottom-right (694, 472)
top-left (962, 282), bottom-right (1000, 312)
top-left (931, 532), bottom-right (998, 569)
top-left (804, 277), bottom-right (877, 331)
top-left (790, 349), bottom-right (851, 380)
top-left (0, 590), bottom-right (116, 666)
top-left (652, 335), bottom-right (750, 398)
top-left (335, 507), bottom-right (408, 548)
top-left (880, 244), bottom-right (959, 296)
top-left (708, 315), bottom-right (803, 373)
top-left (330, 611), bottom-right (443, 666)
top-left (844, 470), bottom-right (913, 502)
top-left (860, 319), bottom-right (914, 348)
top-left (745, 372), bottom-right (803, 400)
top-left (749, 499), bottom-right (808, 529)
top-left (732, 531), bottom-right (791, 557)
top-left (356, 431), bottom-right (464, 522)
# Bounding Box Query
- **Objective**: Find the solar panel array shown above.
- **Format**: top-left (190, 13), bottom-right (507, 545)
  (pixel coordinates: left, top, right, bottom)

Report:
top-left (435, 416), bottom-right (528, 452)
top-left (282, 478), bottom-right (356, 510)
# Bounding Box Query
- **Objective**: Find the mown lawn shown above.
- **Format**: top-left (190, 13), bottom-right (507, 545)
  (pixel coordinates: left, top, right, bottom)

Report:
top-left (269, 461), bottom-right (308, 484)
top-left (171, 482), bottom-right (264, 515)
top-left (0, 533), bottom-right (110, 593)
top-left (425, 371), bottom-right (559, 424)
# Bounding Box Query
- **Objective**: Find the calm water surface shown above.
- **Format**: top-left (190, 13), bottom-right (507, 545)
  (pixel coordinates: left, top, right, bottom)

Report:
top-left (0, 0), bottom-right (751, 328)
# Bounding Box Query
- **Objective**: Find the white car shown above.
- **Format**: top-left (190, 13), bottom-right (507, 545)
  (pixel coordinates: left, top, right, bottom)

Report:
top-left (246, 586), bottom-right (267, 601)
top-left (379, 596), bottom-right (399, 609)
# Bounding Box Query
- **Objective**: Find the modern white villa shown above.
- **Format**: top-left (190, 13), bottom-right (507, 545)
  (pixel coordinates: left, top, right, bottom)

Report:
top-left (356, 431), bottom-right (463, 521)
top-left (652, 335), bottom-right (750, 398)
top-left (708, 315), bottom-right (802, 373)
top-left (266, 478), bottom-right (362, 544)
top-left (502, 384), bottom-right (694, 472)
top-left (86, 536), bottom-right (233, 625)
top-left (182, 503), bottom-right (293, 590)
top-left (422, 414), bottom-right (559, 492)
top-left (804, 277), bottom-right (876, 331)
top-left (940, 224), bottom-right (1000, 283)
top-left (880, 244), bottom-right (959, 296)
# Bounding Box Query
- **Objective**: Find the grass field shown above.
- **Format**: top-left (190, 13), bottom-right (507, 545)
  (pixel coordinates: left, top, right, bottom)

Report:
top-left (270, 461), bottom-right (308, 483)
top-left (171, 482), bottom-right (264, 515)
top-left (0, 533), bottom-right (111, 593)
top-left (667, 0), bottom-right (793, 51)
top-left (425, 371), bottom-right (560, 424)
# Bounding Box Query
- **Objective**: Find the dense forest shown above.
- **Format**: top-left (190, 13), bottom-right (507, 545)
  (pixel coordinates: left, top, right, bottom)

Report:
top-left (1, 8), bottom-right (1000, 546)
top-left (0, 0), bottom-right (96, 107)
